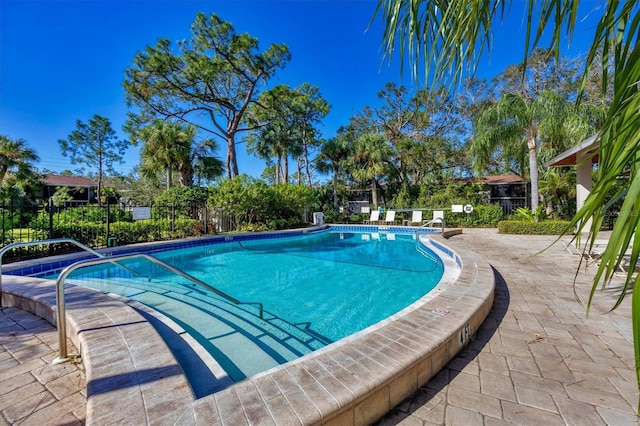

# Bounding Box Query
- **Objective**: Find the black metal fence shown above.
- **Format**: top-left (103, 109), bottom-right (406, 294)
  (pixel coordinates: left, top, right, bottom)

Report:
top-left (0, 200), bottom-right (226, 263)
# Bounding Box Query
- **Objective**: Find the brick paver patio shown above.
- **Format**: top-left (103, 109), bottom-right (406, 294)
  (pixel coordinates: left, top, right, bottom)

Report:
top-left (379, 228), bottom-right (637, 425)
top-left (0, 307), bottom-right (85, 425)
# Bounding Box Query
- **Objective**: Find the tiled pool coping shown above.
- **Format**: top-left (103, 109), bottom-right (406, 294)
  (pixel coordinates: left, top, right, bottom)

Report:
top-left (0, 225), bottom-right (494, 425)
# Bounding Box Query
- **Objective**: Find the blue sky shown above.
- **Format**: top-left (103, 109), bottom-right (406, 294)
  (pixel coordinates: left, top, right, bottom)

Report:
top-left (1, 0), bottom-right (600, 179)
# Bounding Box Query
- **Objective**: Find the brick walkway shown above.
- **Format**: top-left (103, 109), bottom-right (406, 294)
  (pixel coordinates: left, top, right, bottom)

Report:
top-left (0, 307), bottom-right (85, 425)
top-left (379, 229), bottom-right (638, 425)
top-left (1, 228), bottom-right (637, 425)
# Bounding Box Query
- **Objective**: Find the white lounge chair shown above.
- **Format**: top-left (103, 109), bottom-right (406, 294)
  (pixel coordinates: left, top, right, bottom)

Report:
top-left (562, 238), bottom-right (627, 272)
top-left (384, 210), bottom-right (396, 224)
top-left (364, 210), bottom-right (380, 225)
top-left (410, 210), bottom-right (424, 226)
top-left (424, 210), bottom-right (444, 227)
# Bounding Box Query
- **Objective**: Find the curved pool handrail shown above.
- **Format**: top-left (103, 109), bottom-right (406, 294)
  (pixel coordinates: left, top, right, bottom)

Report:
top-left (53, 252), bottom-right (264, 363)
top-left (0, 238), bottom-right (138, 308)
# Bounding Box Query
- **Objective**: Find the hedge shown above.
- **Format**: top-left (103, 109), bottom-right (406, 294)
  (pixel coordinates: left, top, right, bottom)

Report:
top-left (498, 220), bottom-right (573, 235)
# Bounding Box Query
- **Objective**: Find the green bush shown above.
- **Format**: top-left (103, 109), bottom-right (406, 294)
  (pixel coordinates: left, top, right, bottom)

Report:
top-left (209, 175), bottom-right (317, 231)
top-left (321, 208), bottom-right (344, 224)
top-left (55, 205), bottom-right (132, 223)
top-left (109, 219), bottom-right (200, 244)
top-left (154, 187), bottom-right (210, 205)
top-left (497, 220), bottom-right (572, 235)
top-left (152, 187), bottom-right (210, 220)
top-left (446, 204), bottom-right (504, 227)
top-left (237, 223), bottom-right (270, 232)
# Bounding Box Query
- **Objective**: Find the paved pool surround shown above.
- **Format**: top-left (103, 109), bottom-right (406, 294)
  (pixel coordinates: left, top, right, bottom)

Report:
top-left (0, 225), bottom-right (495, 425)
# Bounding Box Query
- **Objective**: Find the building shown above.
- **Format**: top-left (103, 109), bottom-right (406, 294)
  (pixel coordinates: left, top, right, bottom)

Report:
top-left (41, 175), bottom-right (99, 203)
top-left (481, 174), bottom-right (529, 215)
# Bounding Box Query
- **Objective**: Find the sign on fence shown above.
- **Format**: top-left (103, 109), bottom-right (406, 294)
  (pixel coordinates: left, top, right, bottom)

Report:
top-left (132, 207), bottom-right (151, 220)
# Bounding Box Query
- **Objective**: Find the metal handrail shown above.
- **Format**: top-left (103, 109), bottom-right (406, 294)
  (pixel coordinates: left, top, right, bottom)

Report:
top-left (53, 252), bottom-right (264, 363)
top-left (0, 238), bottom-right (138, 308)
top-left (421, 217), bottom-right (445, 235)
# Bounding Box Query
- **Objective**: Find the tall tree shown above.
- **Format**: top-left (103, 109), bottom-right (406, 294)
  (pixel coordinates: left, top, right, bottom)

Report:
top-left (245, 85), bottom-right (301, 184)
top-left (139, 120), bottom-right (223, 189)
top-left (471, 90), bottom-right (568, 212)
top-left (139, 120), bottom-right (189, 190)
top-left (290, 84), bottom-right (331, 186)
top-left (124, 12), bottom-right (291, 179)
top-left (351, 83), bottom-right (466, 197)
top-left (316, 133), bottom-right (353, 208)
top-left (0, 135), bottom-right (39, 189)
top-left (58, 115), bottom-right (128, 205)
top-left (376, 0), bottom-right (640, 403)
top-left (350, 133), bottom-right (392, 208)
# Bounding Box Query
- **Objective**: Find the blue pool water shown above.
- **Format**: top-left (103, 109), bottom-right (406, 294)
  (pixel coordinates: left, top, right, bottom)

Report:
top-left (49, 229), bottom-right (445, 384)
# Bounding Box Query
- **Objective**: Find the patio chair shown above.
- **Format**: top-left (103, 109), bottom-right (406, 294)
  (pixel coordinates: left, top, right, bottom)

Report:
top-left (424, 210), bottom-right (444, 227)
top-left (383, 210), bottom-right (397, 224)
top-left (562, 238), bottom-right (626, 272)
top-left (410, 210), bottom-right (424, 226)
top-left (364, 210), bottom-right (380, 225)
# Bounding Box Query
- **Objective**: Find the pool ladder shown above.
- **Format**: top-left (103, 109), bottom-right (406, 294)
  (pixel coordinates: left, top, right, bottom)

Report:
top-left (0, 238), bottom-right (264, 364)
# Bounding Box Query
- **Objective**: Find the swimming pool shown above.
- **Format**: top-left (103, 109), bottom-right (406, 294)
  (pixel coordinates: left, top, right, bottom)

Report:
top-left (42, 229), bottom-right (445, 384)
top-left (1, 225), bottom-right (496, 424)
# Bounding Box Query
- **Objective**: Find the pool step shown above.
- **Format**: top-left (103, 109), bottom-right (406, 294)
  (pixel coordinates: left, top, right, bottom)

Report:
top-left (66, 276), bottom-right (330, 382)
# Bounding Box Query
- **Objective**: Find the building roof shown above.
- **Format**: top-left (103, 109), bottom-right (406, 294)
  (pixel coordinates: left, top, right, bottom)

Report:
top-left (544, 134), bottom-right (599, 167)
top-left (42, 175), bottom-right (98, 188)
top-left (481, 175), bottom-right (525, 185)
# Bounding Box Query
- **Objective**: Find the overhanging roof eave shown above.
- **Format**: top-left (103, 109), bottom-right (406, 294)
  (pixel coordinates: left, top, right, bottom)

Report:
top-left (544, 134), bottom-right (599, 168)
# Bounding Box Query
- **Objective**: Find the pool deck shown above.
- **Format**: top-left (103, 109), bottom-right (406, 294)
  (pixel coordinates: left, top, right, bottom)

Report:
top-left (1, 228), bottom-right (638, 425)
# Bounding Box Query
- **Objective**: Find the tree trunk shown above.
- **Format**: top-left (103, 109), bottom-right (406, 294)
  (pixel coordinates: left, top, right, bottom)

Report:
top-left (180, 166), bottom-right (194, 187)
top-left (166, 167), bottom-right (172, 190)
top-left (283, 155), bottom-right (289, 184)
top-left (226, 134), bottom-right (238, 179)
top-left (371, 179), bottom-right (378, 208)
top-left (527, 136), bottom-right (539, 213)
top-left (0, 165), bottom-right (8, 188)
top-left (303, 141), bottom-right (312, 186)
top-left (276, 155), bottom-right (282, 184)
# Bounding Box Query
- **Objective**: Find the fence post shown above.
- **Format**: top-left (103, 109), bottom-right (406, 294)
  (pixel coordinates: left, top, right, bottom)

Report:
top-left (1, 202), bottom-right (4, 247)
top-left (106, 198), bottom-right (111, 245)
top-left (171, 204), bottom-right (175, 233)
top-left (203, 204), bottom-right (208, 234)
top-left (48, 198), bottom-right (54, 240)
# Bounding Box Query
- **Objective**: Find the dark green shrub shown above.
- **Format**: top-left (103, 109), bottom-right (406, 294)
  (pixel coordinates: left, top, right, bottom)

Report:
top-left (446, 204), bottom-right (504, 227)
top-left (209, 175), bottom-right (317, 231)
top-left (498, 220), bottom-right (572, 235)
top-left (155, 187), bottom-right (210, 205)
top-left (237, 223), bottom-right (270, 232)
top-left (321, 208), bottom-right (344, 224)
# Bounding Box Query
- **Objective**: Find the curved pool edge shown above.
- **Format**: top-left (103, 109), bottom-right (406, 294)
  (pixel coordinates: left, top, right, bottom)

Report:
top-left (191, 231), bottom-right (495, 425)
top-left (0, 227), bottom-right (495, 425)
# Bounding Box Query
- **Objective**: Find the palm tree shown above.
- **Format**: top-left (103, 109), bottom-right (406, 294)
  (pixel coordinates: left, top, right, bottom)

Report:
top-left (316, 135), bottom-right (352, 208)
top-left (376, 0), bottom-right (640, 405)
top-left (539, 168), bottom-right (575, 219)
top-left (177, 125), bottom-right (224, 187)
top-left (139, 121), bottom-right (223, 189)
top-left (350, 133), bottom-right (393, 208)
top-left (139, 121), bottom-right (188, 190)
top-left (0, 135), bottom-right (39, 188)
top-left (471, 90), bottom-right (574, 212)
